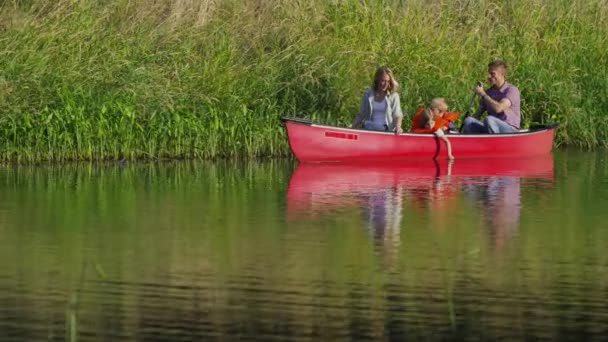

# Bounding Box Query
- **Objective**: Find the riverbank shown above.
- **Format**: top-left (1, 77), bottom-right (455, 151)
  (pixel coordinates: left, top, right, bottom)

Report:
top-left (1, 0), bottom-right (606, 162)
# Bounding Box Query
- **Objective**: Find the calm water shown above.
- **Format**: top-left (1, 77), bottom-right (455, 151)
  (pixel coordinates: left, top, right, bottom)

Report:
top-left (1, 150), bottom-right (607, 341)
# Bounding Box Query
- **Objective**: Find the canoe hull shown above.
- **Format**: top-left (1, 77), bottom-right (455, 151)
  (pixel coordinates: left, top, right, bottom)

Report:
top-left (283, 118), bottom-right (557, 162)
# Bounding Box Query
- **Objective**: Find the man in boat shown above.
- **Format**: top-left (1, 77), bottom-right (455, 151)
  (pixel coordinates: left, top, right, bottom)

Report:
top-left (462, 59), bottom-right (521, 134)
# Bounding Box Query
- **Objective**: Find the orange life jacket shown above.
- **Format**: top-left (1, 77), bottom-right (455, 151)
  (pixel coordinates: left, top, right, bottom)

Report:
top-left (409, 106), bottom-right (460, 133)
top-left (442, 111), bottom-right (460, 122)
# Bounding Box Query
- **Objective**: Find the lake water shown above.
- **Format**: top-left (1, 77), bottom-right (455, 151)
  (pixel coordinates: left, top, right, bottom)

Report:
top-left (1, 150), bottom-right (607, 341)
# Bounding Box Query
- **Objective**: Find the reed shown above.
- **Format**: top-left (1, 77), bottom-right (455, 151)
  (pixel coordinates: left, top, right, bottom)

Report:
top-left (0, 0), bottom-right (606, 162)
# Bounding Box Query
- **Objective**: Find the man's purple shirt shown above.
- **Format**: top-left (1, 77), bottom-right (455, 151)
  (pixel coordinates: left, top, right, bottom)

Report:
top-left (480, 81), bottom-right (521, 128)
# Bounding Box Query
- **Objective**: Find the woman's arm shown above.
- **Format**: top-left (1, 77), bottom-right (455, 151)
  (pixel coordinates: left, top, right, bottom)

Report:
top-left (351, 91), bottom-right (369, 128)
top-left (391, 93), bottom-right (404, 134)
top-left (394, 116), bottom-right (403, 134)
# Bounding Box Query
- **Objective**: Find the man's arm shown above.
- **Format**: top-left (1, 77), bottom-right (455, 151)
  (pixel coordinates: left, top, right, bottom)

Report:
top-left (481, 95), bottom-right (512, 114)
top-left (473, 83), bottom-right (512, 114)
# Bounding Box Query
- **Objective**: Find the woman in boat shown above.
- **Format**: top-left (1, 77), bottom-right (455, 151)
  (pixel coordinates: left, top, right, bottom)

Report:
top-left (413, 108), bottom-right (455, 160)
top-left (351, 66), bottom-right (404, 134)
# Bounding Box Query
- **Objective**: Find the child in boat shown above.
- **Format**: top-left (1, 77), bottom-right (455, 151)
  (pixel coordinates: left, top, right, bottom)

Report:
top-left (410, 98), bottom-right (460, 133)
top-left (430, 98), bottom-right (460, 133)
top-left (413, 108), bottom-right (455, 160)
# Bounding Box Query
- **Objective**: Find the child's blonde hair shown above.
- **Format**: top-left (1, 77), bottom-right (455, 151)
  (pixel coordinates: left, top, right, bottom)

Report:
top-left (430, 98), bottom-right (447, 111)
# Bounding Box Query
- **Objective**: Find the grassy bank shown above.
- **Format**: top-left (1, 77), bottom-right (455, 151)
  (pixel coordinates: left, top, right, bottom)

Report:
top-left (0, 0), bottom-right (607, 162)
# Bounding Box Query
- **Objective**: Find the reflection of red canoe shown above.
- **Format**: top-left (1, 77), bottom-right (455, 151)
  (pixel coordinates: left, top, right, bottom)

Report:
top-left (283, 117), bottom-right (558, 162)
top-left (286, 155), bottom-right (554, 214)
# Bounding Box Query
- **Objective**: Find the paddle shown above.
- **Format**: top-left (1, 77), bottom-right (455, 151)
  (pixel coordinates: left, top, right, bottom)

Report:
top-left (459, 81), bottom-right (482, 132)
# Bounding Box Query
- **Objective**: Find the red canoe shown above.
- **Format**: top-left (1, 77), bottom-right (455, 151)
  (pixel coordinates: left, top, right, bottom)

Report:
top-left (282, 117), bottom-right (558, 162)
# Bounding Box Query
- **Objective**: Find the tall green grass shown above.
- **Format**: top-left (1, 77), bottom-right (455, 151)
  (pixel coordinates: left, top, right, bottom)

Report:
top-left (0, 0), bottom-right (607, 162)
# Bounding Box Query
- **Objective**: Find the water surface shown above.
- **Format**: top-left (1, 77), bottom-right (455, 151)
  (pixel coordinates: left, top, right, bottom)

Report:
top-left (1, 150), bottom-right (607, 341)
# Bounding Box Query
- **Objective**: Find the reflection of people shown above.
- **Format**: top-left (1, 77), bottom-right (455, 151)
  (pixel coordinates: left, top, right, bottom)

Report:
top-left (411, 109), bottom-right (455, 160)
top-left (360, 186), bottom-right (403, 263)
top-left (407, 160), bottom-right (456, 214)
top-left (351, 66), bottom-right (404, 134)
top-left (463, 176), bottom-right (521, 249)
top-left (462, 59), bottom-right (521, 134)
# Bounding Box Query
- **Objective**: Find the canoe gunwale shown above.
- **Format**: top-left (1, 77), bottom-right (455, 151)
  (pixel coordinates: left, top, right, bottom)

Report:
top-left (281, 116), bottom-right (559, 136)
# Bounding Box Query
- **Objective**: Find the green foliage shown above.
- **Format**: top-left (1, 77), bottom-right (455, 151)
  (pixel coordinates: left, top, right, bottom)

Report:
top-left (0, 0), bottom-right (607, 161)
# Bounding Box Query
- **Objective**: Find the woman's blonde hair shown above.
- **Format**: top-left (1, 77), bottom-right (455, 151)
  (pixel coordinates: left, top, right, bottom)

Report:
top-left (372, 66), bottom-right (400, 93)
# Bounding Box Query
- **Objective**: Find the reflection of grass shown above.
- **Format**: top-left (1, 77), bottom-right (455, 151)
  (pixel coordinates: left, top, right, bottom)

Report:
top-left (439, 251), bottom-right (458, 330)
top-left (0, 153), bottom-right (604, 339)
top-left (66, 293), bottom-right (78, 342)
top-left (65, 261), bottom-right (106, 342)
top-left (0, 0), bottom-right (606, 162)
